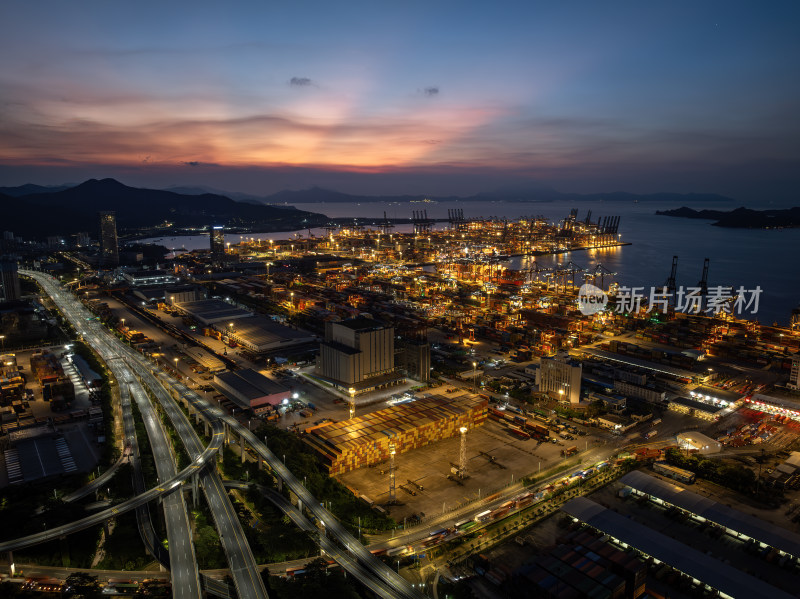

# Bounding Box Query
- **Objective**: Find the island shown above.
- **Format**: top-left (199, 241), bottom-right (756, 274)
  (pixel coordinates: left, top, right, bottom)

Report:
top-left (656, 206), bottom-right (800, 229)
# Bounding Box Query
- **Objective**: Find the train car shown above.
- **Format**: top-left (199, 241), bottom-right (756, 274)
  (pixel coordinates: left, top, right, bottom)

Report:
top-left (490, 506), bottom-right (511, 520)
top-left (508, 425), bottom-right (531, 440)
top-left (475, 510), bottom-right (493, 523)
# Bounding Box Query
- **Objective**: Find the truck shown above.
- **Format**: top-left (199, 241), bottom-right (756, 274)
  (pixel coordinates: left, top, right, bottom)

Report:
top-left (651, 418), bottom-right (662, 426)
top-left (561, 446), bottom-right (579, 457)
top-left (644, 430), bottom-right (658, 440)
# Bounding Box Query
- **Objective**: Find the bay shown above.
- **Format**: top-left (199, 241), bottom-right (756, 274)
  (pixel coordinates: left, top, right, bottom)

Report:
top-left (140, 199), bottom-right (800, 326)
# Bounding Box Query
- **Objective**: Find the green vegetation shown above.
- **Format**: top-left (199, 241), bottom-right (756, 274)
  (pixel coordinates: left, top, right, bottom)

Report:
top-left (129, 399), bottom-right (158, 489)
top-left (263, 558), bottom-right (365, 599)
top-left (95, 511), bottom-right (151, 570)
top-left (238, 484), bottom-right (319, 562)
top-left (191, 507), bottom-right (226, 569)
top-left (664, 448), bottom-right (765, 499)
top-left (64, 572), bottom-right (100, 598)
top-left (254, 423), bottom-right (396, 533)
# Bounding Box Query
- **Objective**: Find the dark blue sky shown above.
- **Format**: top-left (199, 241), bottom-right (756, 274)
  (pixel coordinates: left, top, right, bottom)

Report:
top-left (0, 1), bottom-right (798, 200)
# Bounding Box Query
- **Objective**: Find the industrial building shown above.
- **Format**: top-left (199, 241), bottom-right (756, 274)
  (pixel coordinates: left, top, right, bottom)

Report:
top-left (0, 261), bottom-right (21, 301)
top-left (562, 496), bottom-right (794, 599)
top-left (509, 527), bottom-right (646, 599)
top-left (223, 315), bottom-right (315, 355)
top-left (398, 336), bottom-right (431, 383)
top-left (613, 380), bottom-right (666, 404)
top-left (213, 369), bottom-right (290, 413)
top-left (668, 396), bottom-right (725, 421)
top-left (4, 435), bottom-right (79, 484)
top-left (305, 392), bottom-right (487, 475)
top-left (67, 354), bottom-right (102, 389)
top-left (582, 348), bottom-right (697, 381)
top-left (133, 284), bottom-right (202, 305)
top-left (121, 269), bottom-right (179, 287)
top-left (174, 298), bottom-right (253, 325)
top-left (676, 431), bottom-right (721, 454)
top-left (619, 470), bottom-right (800, 560)
top-left (98, 211), bottom-right (119, 267)
top-left (537, 351), bottom-right (582, 404)
top-left (316, 316), bottom-right (402, 394)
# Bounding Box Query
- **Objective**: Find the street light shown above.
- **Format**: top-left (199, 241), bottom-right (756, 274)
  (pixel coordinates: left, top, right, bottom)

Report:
top-left (348, 387), bottom-right (356, 419)
top-left (0, 335), bottom-right (5, 351)
top-left (472, 361), bottom-right (477, 390)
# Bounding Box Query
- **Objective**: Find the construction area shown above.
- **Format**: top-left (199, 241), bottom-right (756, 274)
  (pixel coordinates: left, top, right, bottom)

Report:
top-left (304, 390), bottom-right (487, 475)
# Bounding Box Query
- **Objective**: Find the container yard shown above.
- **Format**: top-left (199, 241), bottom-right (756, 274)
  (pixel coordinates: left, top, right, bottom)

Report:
top-left (305, 390), bottom-right (487, 475)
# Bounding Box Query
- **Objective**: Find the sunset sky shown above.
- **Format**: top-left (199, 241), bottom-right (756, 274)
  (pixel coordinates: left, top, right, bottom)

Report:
top-left (1, 1), bottom-right (798, 199)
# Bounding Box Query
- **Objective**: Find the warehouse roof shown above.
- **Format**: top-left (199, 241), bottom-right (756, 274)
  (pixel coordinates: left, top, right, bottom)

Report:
top-left (214, 369), bottom-right (288, 403)
top-left (582, 348), bottom-right (696, 379)
top-left (670, 396), bottom-right (724, 414)
top-left (228, 315), bottom-right (313, 352)
top-left (620, 470), bottom-right (800, 558)
top-left (174, 299), bottom-right (252, 325)
top-left (562, 497), bottom-right (794, 599)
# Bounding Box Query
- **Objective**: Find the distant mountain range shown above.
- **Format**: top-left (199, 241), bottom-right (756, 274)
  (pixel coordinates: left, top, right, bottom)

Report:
top-left (0, 178), bottom-right (326, 238)
top-left (165, 184), bottom-right (735, 205)
top-left (656, 206), bottom-right (800, 228)
top-left (0, 177), bottom-right (738, 239)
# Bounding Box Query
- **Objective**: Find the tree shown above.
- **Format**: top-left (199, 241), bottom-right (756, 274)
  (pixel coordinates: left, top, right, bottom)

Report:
top-left (63, 572), bottom-right (99, 598)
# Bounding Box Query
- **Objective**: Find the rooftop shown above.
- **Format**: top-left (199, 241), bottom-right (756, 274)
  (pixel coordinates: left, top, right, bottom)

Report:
top-left (671, 396), bottom-right (725, 413)
top-left (620, 470), bottom-right (800, 559)
top-left (335, 316), bottom-right (387, 332)
top-left (562, 496), bottom-right (794, 599)
top-left (175, 298), bottom-right (252, 324)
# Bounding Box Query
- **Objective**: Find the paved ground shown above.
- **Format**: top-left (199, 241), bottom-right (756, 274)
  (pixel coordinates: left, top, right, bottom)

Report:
top-left (337, 417), bottom-right (608, 522)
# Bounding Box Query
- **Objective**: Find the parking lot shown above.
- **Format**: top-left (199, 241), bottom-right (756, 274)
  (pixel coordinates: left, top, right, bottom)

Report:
top-left (336, 416), bottom-right (609, 522)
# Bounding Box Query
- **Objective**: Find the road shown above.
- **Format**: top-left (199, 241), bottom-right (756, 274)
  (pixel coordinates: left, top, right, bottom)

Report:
top-left (13, 271), bottom-right (205, 599)
top-left (61, 450), bottom-right (127, 503)
top-left (128, 380), bottom-right (201, 598)
top-left (164, 377), bottom-right (425, 599)
top-left (124, 355), bottom-right (270, 599)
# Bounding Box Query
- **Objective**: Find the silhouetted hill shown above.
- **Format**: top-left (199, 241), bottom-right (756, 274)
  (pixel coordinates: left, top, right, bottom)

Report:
top-left (0, 178), bottom-right (326, 238)
top-left (0, 183), bottom-right (71, 196)
top-left (656, 206), bottom-right (800, 228)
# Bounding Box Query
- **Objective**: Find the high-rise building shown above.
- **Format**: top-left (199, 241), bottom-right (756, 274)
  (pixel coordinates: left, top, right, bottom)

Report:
top-left (0, 261), bottom-right (21, 301)
top-left (99, 211), bottom-right (119, 267)
top-left (210, 225), bottom-right (225, 263)
top-left (537, 351), bottom-right (582, 404)
top-left (316, 316), bottom-right (402, 394)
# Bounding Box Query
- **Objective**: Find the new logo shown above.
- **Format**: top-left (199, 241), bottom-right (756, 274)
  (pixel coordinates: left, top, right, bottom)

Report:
top-left (578, 283), bottom-right (608, 315)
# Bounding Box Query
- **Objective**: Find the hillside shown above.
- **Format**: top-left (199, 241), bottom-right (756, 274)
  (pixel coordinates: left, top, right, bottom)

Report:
top-left (0, 179), bottom-right (327, 238)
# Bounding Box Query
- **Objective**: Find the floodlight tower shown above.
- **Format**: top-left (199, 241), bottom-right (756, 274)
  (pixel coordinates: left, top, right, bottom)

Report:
top-left (348, 387), bottom-right (356, 420)
top-left (459, 426), bottom-right (468, 478)
top-left (389, 444), bottom-right (397, 504)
